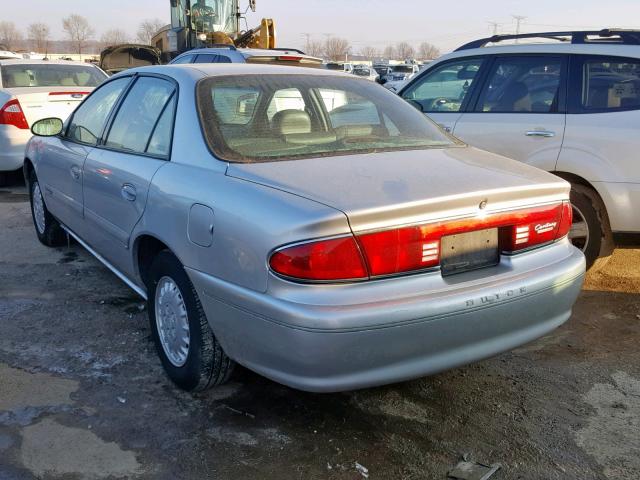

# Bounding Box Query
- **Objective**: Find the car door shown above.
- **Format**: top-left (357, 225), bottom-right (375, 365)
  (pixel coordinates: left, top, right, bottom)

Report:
top-left (400, 57), bottom-right (487, 133)
top-left (82, 75), bottom-right (177, 275)
top-left (37, 77), bottom-right (131, 234)
top-left (452, 55), bottom-right (567, 171)
top-left (559, 54), bottom-right (640, 233)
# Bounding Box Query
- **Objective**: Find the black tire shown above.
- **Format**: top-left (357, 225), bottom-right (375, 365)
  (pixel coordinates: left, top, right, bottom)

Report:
top-left (28, 172), bottom-right (66, 247)
top-left (570, 184), bottom-right (613, 271)
top-left (147, 250), bottom-right (234, 392)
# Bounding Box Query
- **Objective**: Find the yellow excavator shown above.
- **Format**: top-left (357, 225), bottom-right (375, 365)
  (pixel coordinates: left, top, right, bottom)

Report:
top-left (162, 0), bottom-right (276, 56)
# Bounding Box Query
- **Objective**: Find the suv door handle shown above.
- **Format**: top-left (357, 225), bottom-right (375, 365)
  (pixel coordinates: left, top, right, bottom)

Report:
top-left (70, 165), bottom-right (81, 180)
top-left (121, 184), bottom-right (137, 202)
top-left (525, 130), bottom-right (555, 138)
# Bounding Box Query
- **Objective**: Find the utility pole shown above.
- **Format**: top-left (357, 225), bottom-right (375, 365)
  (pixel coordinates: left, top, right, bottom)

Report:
top-left (512, 15), bottom-right (527, 42)
top-left (301, 32), bottom-right (311, 51)
top-left (488, 21), bottom-right (500, 35)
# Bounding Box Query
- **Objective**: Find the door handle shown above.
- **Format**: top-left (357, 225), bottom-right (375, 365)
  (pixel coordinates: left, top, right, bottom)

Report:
top-left (525, 130), bottom-right (555, 138)
top-left (121, 184), bottom-right (137, 202)
top-left (439, 124), bottom-right (452, 133)
top-left (70, 165), bottom-right (81, 180)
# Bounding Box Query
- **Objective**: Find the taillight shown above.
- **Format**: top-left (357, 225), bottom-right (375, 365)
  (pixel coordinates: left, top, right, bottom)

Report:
top-left (278, 55), bottom-right (303, 62)
top-left (0, 99), bottom-right (29, 129)
top-left (502, 201), bottom-right (572, 252)
top-left (357, 226), bottom-right (441, 276)
top-left (270, 202), bottom-right (573, 282)
top-left (269, 236), bottom-right (368, 281)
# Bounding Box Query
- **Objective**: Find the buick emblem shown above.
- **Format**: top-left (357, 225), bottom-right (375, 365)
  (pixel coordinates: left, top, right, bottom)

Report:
top-left (479, 199), bottom-right (488, 210)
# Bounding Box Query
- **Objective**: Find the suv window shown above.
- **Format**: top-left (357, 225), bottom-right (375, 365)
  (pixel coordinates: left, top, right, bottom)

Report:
top-left (477, 56), bottom-right (562, 113)
top-left (580, 57), bottom-right (640, 111)
top-left (172, 55), bottom-right (194, 64)
top-left (67, 77), bottom-right (130, 146)
top-left (216, 55), bottom-right (232, 63)
top-left (401, 58), bottom-right (483, 112)
top-left (195, 54), bottom-right (217, 63)
top-left (105, 77), bottom-right (175, 156)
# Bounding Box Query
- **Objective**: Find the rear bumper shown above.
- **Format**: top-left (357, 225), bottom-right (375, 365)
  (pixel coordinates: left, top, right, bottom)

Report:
top-left (0, 125), bottom-right (30, 172)
top-left (188, 241), bottom-right (585, 392)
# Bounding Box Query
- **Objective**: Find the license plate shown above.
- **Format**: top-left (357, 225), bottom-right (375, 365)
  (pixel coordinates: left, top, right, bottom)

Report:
top-left (440, 228), bottom-right (499, 276)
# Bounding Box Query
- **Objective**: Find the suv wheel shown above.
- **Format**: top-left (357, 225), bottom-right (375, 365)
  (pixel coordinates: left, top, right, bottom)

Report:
top-left (29, 172), bottom-right (67, 247)
top-left (147, 250), bottom-right (235, 391)
top-left (569, 184), bottom-right (613, 271)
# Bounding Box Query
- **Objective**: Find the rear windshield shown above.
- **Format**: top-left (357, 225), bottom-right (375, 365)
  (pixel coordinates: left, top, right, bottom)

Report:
top-left (1, 64), bottom-right (106, 88)
top-left (197, 74), bottom-right (455, 163)
top-left (392, 65), bottom-right (414, 73)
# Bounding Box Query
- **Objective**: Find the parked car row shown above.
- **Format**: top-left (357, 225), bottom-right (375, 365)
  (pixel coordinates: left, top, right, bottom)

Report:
top-left (13, 29), bottom-right (639, 394)
top-left (0, 59), bottom-right (108, 184)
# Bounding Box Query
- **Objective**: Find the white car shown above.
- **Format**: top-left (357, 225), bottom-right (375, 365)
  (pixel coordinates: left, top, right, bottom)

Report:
top-left (0, 60), bottom-right (107, 184)
top-left (398, 29), bottom-right (640, 269)
top-left (352, 66), bottom-right (380, 82)
top-left (383, 64), bottom-right (420, 91)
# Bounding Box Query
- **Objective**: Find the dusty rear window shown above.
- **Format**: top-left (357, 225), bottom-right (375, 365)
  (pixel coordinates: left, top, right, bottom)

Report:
top-left (1, 64), bottom-right (107, 88)
top-left (196, 74), bottom-right (455, 163)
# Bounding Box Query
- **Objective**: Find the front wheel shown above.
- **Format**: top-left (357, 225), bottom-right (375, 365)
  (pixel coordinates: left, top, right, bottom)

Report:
top-left (147, 251), bottom-right (235, 392)
top-left (569, 184), bottom-right (613, 271)
top-left (29, 172), bottom-right (66, 247)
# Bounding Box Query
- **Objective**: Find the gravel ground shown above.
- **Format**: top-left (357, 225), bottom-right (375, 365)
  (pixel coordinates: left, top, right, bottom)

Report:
top-left (1, 182), bottom-right (639, 480)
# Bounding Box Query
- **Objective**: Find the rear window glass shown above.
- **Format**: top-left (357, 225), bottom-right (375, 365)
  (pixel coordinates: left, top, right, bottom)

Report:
top-left (581, 59), bottom-right (640, 110)
top-left (1, 64), bottom-right (106, 88)
top-left (197, 74), bottom-right (455, 163)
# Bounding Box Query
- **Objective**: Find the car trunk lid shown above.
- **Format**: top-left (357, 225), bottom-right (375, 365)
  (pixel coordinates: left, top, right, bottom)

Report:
top-left (6, 87), bottom-right (93, 126)
top-left (226, 146), bottom-right (570, 233)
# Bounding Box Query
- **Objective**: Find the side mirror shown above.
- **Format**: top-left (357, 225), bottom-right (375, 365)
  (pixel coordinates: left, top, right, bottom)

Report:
top-left (31, 117), bottom-right (63, 137)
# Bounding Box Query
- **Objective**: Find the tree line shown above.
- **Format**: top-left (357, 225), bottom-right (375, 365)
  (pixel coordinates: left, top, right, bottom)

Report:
top-left (306, 37), bottom-right (441, 62)
top-left (0, 17), bottom-right (165, 55)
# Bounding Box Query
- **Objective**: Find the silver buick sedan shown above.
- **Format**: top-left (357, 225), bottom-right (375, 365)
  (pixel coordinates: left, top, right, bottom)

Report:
top-left (25, 64), bottom-right (585, 393)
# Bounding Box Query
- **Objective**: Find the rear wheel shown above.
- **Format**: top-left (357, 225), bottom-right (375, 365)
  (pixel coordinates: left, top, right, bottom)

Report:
top-left (29, 172), bottom-right (66, 247)
top-left (147, 251), bottom-right (234, 392)
top-left (569, 184), bottom-right (613, 271)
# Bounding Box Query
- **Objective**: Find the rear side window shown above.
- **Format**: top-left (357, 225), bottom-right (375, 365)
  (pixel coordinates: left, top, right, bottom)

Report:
top-left (476, 56), bottom-right (562, 113)
top-left (172, 55), bottom-right (194, 64)
top-left (216, 55), bottom-right (232, 63)
top-left (580, 57), bottom-right (640, 111)
top-left (105, 77), bottom-right (175, 156)
top-left (401, 58), bottom-right (483, 113)
top-left (1, 64), bottom-right (106, 88)
top-left (195, 54), bottom-right (217, 63)
top-left (67, 77), bottom-right (130, 146)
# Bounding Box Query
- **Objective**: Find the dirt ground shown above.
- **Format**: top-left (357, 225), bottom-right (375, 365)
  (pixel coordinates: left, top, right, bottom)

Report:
top-left (1, 182), bottom-right (639, 480)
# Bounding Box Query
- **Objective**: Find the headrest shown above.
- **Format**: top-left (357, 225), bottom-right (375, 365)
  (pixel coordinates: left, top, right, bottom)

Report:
top-left (272, 109), bottom-right (311, 135)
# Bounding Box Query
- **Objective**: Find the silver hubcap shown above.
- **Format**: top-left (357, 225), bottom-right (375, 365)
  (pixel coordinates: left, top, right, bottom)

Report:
top-left (155, 277), bottom-right (190, 367)
top-left (569, 204), bottom-right (589, 253)
top-left (32, 182), bottom-right (46, 235)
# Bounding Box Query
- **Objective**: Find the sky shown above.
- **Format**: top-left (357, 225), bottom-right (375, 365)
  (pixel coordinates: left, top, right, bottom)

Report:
top-left (6, 0), bottom-right (640, 53)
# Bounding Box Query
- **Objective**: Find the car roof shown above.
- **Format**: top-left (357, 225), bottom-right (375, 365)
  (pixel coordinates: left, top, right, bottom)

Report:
top-left (177, 47), bottom-right (316, 58)
top-left (123, 63), bottom-right (357, 80)
top-left (437, 42), bottom-right (640, 63)
top-left (0, 59), bottom-right (97, 67)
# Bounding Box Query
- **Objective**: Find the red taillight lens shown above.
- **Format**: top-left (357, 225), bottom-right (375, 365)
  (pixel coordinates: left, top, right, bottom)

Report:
top-left (357, 226), bottom-right (440, 276)
top-left (269, 236), bottom-right (368, 281)
top-left (0, 99), bottom-right (29, 129)
top-left (278, 55), bottom-right (303, 62)
top-left (557, 201), bottom-right (573, 239)
top-left (502, 201), bottom-right (572, 252)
